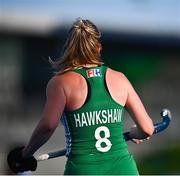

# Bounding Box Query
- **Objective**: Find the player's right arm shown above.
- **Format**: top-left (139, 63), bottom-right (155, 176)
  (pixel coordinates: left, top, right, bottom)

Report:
top-left (22, 75), bottom-right (66, 157)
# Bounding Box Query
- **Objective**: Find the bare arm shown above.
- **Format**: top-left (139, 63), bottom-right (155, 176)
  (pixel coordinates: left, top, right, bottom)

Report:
top-left (22, 76), bottom-right (66, 157)
top-left (124, 75), bottom-right (154, 138)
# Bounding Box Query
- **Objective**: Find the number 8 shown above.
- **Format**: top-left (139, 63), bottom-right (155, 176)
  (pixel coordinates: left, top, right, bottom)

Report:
top-left (95, 126), bottom-right (112, 152)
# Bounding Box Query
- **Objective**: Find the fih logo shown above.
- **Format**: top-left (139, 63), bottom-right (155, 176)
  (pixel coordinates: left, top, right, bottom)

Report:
top-left (86, 69), bottom-right (102, 78)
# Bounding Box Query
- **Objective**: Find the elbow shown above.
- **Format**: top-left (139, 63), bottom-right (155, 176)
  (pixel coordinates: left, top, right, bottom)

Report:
top-left (145, 127), bottom-right (154, 136)
top-left (45, 123), bottom-right (58, 132)
top-left (143, 121), bottom-right (154, 136)
top-left (39, 115), bottom-right (59, 132)
top-left (41, 121), bottom-right (58, 133)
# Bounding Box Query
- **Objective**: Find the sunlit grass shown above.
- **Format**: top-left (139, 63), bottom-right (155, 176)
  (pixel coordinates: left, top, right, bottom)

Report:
top-left (103, 52), bottom-right (162, 85)
top-left (138, 144), bottom-right (180, 174)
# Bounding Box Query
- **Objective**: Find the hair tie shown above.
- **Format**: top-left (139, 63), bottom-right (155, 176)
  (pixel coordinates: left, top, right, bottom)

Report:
top-left (74, 19), bottom-right (86, 31)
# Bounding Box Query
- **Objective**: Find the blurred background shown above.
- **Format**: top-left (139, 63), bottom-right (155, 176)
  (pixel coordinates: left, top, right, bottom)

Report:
top-left (0, 0), bottom-right (180, 174)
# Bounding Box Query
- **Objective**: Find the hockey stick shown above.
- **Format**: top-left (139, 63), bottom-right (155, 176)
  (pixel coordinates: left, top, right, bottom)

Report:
top-left (35, 108), bottom-right (171, 161)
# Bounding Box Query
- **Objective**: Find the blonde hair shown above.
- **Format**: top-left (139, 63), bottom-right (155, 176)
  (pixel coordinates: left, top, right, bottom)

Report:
top-left (50, 18), bottom-right (103, 72)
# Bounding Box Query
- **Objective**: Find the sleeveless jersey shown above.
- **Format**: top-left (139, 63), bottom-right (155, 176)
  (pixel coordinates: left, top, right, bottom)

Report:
top-left (61, 65), bottom-right (128, 158)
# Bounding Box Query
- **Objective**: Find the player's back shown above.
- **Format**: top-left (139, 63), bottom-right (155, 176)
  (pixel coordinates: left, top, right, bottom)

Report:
top-left (61, 65), bottom-right (128, 156)
top-left (60, 65), bottom-right (128, 113)
top-left (59, 65), bottom-right (138, 175)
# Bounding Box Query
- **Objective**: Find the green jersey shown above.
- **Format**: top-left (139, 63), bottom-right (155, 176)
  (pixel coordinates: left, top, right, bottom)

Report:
top-left (61, 65), bottom-right (139, 175)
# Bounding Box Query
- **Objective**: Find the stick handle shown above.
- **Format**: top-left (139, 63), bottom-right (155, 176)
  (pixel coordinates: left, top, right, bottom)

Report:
top-left (36, 149), bottom-right (66, 161)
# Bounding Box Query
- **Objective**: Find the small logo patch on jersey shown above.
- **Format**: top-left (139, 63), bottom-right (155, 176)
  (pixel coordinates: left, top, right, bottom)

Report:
top-left (86, 69), bottom-right (102, 78)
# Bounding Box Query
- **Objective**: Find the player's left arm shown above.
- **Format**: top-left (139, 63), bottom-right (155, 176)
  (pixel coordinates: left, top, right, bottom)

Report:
top-left (123, 74), bottom-right (154, 140)
top-left (22, 76), bottom-right (66, 157)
